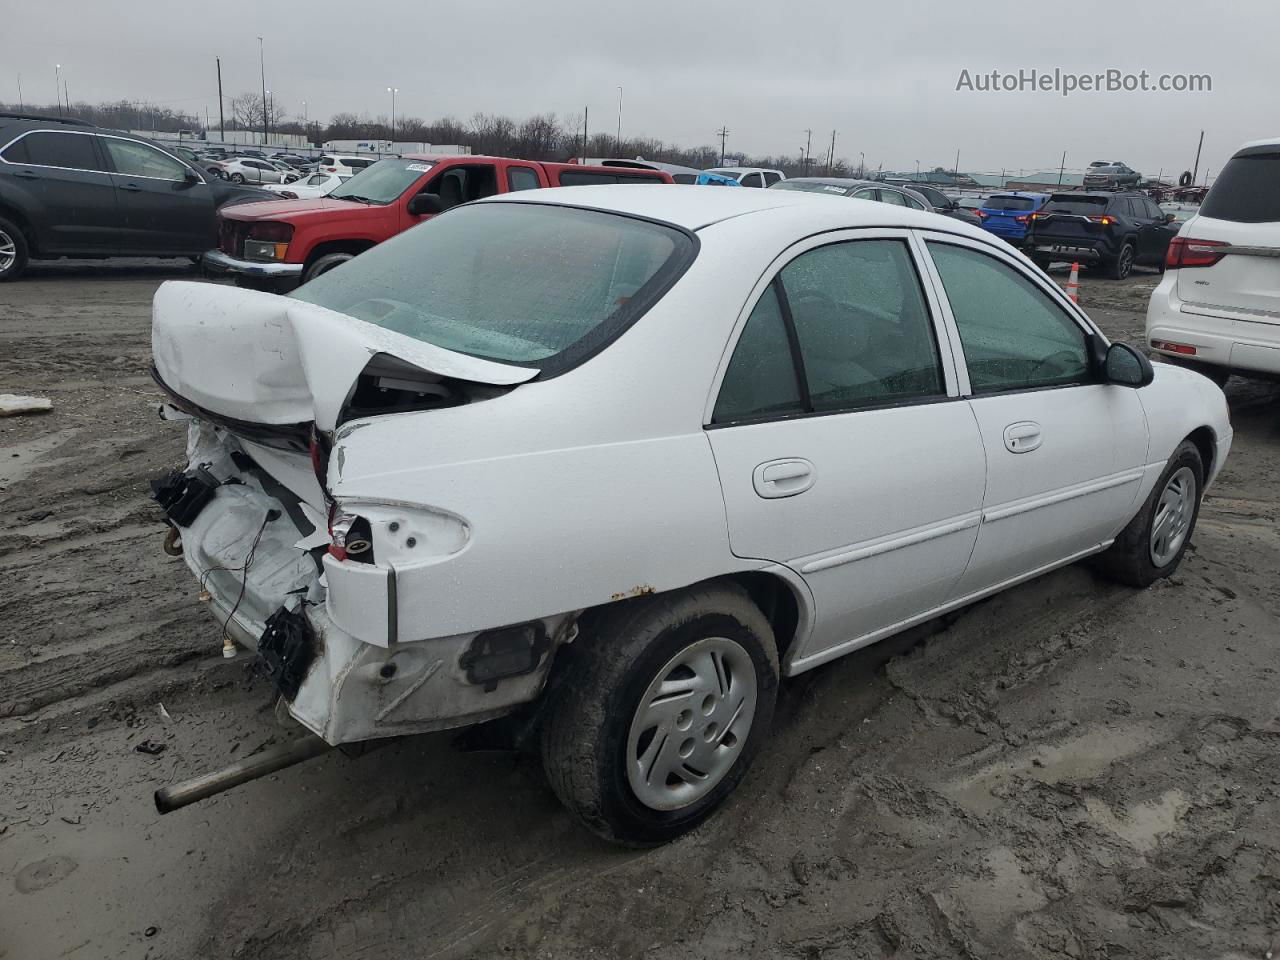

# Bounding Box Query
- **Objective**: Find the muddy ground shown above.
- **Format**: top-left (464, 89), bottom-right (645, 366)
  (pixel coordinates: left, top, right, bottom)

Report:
top-left (1, 260), bottom-right (1278, 960)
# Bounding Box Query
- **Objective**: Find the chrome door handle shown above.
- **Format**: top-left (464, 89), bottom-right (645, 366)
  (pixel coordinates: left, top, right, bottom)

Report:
top-left (753, 459), bottom-right (816, 499)
top-left (1004, 421), bottom-right (1042, 454)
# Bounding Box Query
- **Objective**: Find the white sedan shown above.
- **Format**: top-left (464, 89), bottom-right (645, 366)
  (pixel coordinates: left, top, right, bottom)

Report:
top-left (217, 157), bottom-right (300, 185)
top-left (262, 171), bottom-right (350, 200)
top-left (149, 186), bottom-right (1231, 843)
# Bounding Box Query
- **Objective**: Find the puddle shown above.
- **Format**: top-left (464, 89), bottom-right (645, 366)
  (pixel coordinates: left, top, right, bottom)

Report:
top-left (0, 428), bottom-right (79, 487)
top-left (1083, 790), bottom-right (1189, 852)
top-left (944, 726), bottom-right (1157, 814)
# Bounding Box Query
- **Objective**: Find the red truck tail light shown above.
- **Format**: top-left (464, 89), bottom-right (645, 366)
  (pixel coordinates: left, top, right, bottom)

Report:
top-left (1166, 236), bottom-right (1230, 269)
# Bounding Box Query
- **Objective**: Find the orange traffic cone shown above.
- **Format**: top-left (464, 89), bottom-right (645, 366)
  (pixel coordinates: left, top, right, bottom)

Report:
top-left (1065, 262), bottom-right (1080, 303)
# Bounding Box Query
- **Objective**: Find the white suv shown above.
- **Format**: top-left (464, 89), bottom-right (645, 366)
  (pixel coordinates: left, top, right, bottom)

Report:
top-left (1146, 137), bottom-right (1280, 384)
top-left (318, 153), bottom-right (377, 177)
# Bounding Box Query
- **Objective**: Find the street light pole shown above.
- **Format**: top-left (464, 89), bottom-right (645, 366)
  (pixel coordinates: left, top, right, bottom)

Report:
top-left (54, 64), bottom-right (62, 118)
top-left (387, 87), bottom-right (398, 143)
top-left (859, 151), bottom-right (865, 178)
top-left (615, 85), bottom-right (623, 157)
top-left (257, 36), bottom-right (268, 146)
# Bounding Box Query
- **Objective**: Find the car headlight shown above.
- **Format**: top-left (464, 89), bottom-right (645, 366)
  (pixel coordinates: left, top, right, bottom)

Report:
top-left (244, 222), bottom-right (294, 262)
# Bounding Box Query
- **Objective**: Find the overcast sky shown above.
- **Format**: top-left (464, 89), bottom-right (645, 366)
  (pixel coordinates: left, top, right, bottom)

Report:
top-left (6, 0), bottom-right (1274, 177)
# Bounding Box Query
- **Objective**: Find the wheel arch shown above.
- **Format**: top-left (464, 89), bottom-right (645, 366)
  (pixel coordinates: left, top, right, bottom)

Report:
top-left (305, 238), bottom-right (376, 266)
top-left (0, 201), bottom-right (39, 256)
top-left (1186, 425), bottom-right (1216, 479)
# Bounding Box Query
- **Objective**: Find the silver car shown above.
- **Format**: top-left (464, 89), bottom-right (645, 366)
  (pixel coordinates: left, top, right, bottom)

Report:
top-left (220, 157), bottom-right (299, 185)
top-left (769, 177), bottom-right (935, 210)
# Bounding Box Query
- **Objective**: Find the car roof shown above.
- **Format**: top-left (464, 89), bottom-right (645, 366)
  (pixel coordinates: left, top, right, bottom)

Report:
top-left (706, 166), bottom-right (781, 175)
top-left (988, 191), bottom-right (1050, 199)
top-left (478, 183), bottom-right (994, 238)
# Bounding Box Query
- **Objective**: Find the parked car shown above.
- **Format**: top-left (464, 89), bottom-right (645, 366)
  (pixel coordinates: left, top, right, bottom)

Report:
top-left (977, 192), bottom-right (1051, 243)
top-left (1159, 202), bottom-right (1200, 226)
top-left (150, 185), bottom-right (1230, 843)
top-left (317, 154), bottom-right (378, 177)
top-left (601, 159), bottom-right (702, 183)
top-left (271, 153), bottom-right (308, 167)
top-left (771, 177), bottom-right (937, 212)
top-left (704, 166), bottom-right (786, 188)
top-left (203, 155), bottom-right (675, 287)
top-left (696, 172), bottom-right (741, 186)
top-left (1083, 161), bottom-right (1142, 190)
top-left (1146, 137), bottom-right (1280, 385)
top-left (906, 184), bottom-right (984, 227)
top-left (219, 157), bottom-right (301, 185)
top-left (1026, 192), bottom-right (1178, 278)
top-left (0, 112), bottom-right (273, 281)
top-left (262, 170), bottom-right (351, 200)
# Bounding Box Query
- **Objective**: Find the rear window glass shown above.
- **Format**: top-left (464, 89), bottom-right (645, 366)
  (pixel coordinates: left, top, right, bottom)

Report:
top-left (984, 196), bottom-right (1035, 211)
top-left (3, 131), bottom-right (102, 170)
top-left (292, 203), bottom-right (694, 371)
top-left (557, 171), bottom-right (662, 185)
top-left (1043, 195), bottom-right (1109, 214)
top-left (1199, 152), bottom-right (1280, 223)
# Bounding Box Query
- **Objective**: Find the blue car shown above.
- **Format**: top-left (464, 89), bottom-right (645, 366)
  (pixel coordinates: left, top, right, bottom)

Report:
top-left (695, 172), bottom-right (742, 186)
top-left (977, 192), bottom-right (1049, 243)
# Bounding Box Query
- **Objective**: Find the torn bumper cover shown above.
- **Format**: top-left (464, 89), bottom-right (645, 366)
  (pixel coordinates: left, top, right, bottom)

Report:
top-left (155, 421), bottom-right (567, 745)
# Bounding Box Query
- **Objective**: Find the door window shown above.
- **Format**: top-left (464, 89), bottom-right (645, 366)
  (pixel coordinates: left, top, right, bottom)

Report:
top-left (713, 239), bottom-right (944, 423)
top-left (507, 166), bottom-right (541, 192)
top-left (739, 172), bottom-right (763, 188)
top-left (928, 242), bottom-right (1090, 393)
top-left (762, 172), bottom-right (781, 186)
top-left (712, 284), bottom-right (804, 423)
top-left (102, 138), bottom-right (187, 180)
top-left (878, 189), bottom-right (908, 206)
top-left (4, 131), bottom-right (102, 170)
top-left (851, 189), bottom-right (878, 201)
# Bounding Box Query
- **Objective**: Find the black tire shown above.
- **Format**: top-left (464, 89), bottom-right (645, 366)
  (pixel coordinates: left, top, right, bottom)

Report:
top-left (1107, 241), bottom-right (1135, 280)
top-left (0, 215), bottom-right (31, 281)
top-left (230, 172), bottom-right (246, 184)
top-left (541, 583), bottom-right (779, 845)
top-left (301, 252), bottom-right (354, 283)
top-left (1095, 440), bottom-right (1204, 588)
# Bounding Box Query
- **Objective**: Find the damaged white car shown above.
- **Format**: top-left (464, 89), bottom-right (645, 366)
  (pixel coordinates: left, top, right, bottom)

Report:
top-left (150, 186), bottom-right (1231, 844)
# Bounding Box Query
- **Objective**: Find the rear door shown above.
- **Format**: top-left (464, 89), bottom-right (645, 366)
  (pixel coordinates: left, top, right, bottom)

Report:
top-left (0, 129), bottom-right (119, 253)
top-left (706, 230), bottom-right (986, 669)
top-left (921, 235), bottom-right (1148, 596)
top-left (1177, 147), bottom-right (1280, 322)
top-left (100, 136), bottom-right (212, 254)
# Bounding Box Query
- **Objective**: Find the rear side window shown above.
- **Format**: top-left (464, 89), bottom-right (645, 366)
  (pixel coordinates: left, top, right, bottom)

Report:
top-left (346, 158), bottom-right (373, 169)
top-left (292, 203), bottom-right (694, 372)
top-left (3, 131), bottom-right (102, 170)
top-left (984, 196), bottom-right (1035, 211)
top-left (507, 166), bottom-right (541, 192)
top-left (712, 285), bottom-right (803, 423)
top-left (672, 173), bottom-right (696, 184)
top-left (762, 172), bottom-right (782, 186)
top-left (740, 173), bottom-right (764, 188)
top-left (928, 243), bottom-right (1089, 394)
top-left (1200, 151), bottom-right (1280, 223)
top-left (1043, 195), bottom-right (1109, 215)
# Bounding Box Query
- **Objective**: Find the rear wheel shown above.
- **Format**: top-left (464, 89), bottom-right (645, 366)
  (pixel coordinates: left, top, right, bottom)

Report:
top-left (1108, 241), bottom-right (1135, 279)
top-left (1095, 440), bottom-right (1204, 587)
top-left (230, 172), bottom-right (246, 184)
top-left (541, 584), bottom-right (778, 845)
top-left (0, 216), bottom-right (29, 281)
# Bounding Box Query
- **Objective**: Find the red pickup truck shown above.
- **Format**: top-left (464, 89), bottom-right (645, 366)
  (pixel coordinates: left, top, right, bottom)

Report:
top-left (202, 155), bottom-right (674, 287)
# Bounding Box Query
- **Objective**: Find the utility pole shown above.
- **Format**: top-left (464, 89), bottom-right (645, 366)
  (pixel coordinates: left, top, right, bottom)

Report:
top-left (16, 74), bottom-right (22, 110)
top-left (54, 64), bottom-right (62, 118)
top-left (804, 129), bottom-right (812, 175)
top-left (1191, 129), bottom-right (1204, 186)
top-left (1058, 150), bottom-right (1067, 186)
top-left (64, 80), bottom-right (69, 114)
top-left (216, 57), bottom-right (225, 142)
top-left (953, 148), bottom-right (960, 180)
top-left (915, 159), bottom-right (920, 179)
top-left (387, 87), bottom-right (398, 142)
top-left (257, 36), bottom-right (268, 146)
top-left (615, 86), bottom-right (623, 157)
top-left (827, 129), bottom-right (836, 176)
top-left (716, 126), bottom-right (729, 165)
top-left (582, 105), bottom-right (588, 159)
top-left (859, 151), bottom-right (865, 178)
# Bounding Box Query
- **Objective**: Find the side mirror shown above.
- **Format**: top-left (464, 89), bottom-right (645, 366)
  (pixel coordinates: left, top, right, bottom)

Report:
top-left (407, 193), bottom-right (444, 216)
top-left (1165, 213), bottom-right (1177, 224)
top-left (183, 169), bottom-right (202, 185)
top-left (1104, 342), bottom-right (1154, 388)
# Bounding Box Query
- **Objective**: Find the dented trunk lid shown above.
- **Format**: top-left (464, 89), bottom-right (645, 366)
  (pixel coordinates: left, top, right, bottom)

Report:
top-left (151, 281), bottom-right (538, 433)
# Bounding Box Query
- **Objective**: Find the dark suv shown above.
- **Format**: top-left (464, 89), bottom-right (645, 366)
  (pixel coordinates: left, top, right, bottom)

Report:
top-left (0, 113), bottom-right (272, 280)
top-left (1025, 192), bottom-right (1178, 279)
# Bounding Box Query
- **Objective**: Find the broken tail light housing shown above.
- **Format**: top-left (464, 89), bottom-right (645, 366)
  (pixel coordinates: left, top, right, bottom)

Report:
top-left (1166, 236), bottom-right (1230, 269)
top-left (328, 506), bottom-right (374, 563)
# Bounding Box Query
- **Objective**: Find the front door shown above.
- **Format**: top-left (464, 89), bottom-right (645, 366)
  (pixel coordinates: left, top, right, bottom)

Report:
top-left (100, 137), bottom-right (212, 254)
top-left (921, 236), bottom-right (1148, 597)
top-left (0, 129), bottom-right (120, 253)
top-left (706, 232), bottom-right (986, 670)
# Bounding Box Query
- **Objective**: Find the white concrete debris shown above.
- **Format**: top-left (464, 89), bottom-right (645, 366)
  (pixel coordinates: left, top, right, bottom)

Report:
top-left (0, 395), bottom-right (53, 416)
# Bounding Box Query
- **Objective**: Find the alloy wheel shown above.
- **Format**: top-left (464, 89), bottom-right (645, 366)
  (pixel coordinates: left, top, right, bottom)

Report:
top-left (0, 227), bottom-right (15, 273)
top-left (625, 636), bottom-right (757, 812)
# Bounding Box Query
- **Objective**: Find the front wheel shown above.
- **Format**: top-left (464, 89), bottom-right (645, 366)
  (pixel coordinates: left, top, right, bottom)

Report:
top-left (301, 252), bottom-right (354, 283)
top-left (541, 584), bottom-right (778, 845)
top-left (1095, 440), bottom-right (1204, 587)
top-left (0, 216), bottom-right (30, 281)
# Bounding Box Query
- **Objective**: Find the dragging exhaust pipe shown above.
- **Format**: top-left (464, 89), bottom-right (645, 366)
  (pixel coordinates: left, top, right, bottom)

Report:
top-left (155, 735), bottom-right (333, 814)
